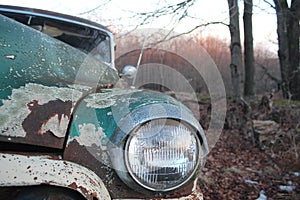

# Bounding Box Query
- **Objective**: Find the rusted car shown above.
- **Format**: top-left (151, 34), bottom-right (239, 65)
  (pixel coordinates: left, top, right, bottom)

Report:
top-left (0, 5), bottom-right (207, 200)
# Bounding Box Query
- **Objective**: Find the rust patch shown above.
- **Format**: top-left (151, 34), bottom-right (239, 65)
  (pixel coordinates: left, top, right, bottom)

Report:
top-left (68, 182), bottom-right (78, 190)
top-left (68, 182), bottom-right (90, 198)
top-left (64, 139), bottom-right (197, 199)
top-left (90, 192), bottom-right (98, 200)
top-left (22, 99), bottom-right (72, 135)
top-left (78, 186), bottom-right (89, 196)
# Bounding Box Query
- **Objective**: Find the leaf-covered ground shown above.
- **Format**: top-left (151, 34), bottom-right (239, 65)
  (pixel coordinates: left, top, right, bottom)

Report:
top-left (197, 99), bottom-right (300, 199)
top-left (200, 129), bottom-right (300, 199)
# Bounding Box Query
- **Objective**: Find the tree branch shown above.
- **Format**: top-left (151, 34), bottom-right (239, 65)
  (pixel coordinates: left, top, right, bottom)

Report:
top-left (262, 0), bottom-right (276, 9)
top-left (78, 0), bottom-right (112, 15)
top-left (256, 61), bottom-right (281, 85)
top-left (148, 21), bottom-right (229, 46)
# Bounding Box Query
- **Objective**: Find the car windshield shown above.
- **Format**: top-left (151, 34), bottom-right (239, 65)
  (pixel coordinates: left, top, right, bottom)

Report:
top-left (1, 11), bottom-right (112, 64)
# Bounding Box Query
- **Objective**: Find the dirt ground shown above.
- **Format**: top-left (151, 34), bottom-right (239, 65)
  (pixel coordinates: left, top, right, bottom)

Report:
top-left (196, 99), bottom-right (300, 200)
top-left (200, 129), bottom-right (300, 199)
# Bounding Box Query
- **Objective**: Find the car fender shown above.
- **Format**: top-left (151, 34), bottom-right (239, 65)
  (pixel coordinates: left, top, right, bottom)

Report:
top-left (0, 153), bottom-right (110, 200)
top-left (64, 88), bottom-right (208, 199)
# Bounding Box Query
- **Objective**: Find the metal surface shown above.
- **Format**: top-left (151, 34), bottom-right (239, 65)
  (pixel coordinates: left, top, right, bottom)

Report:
top-left (65, 89), bottom-right (207, 199)
top-left (0, 153), bottom-right (111, 200)
top-left (121, 65), bottom-right (137, 79)
top-left (64, 138), bottom-right (203, 199)
top-left (0, 7), bottom-right (206, 199)
top-left (0, 12), bottom-right (118, 148)
top-left (67, 89), bottom-right (193, 149)
top-left (111, 179), bottom-right (204, 199)
top-left (110, 102), bottom-right (206, 145)
top-left (108, 102), bottom-right (207, 195)
top-left (0, 83), bottom-right (83, 148)
top-left (0, 5), bottom-right (116, 70)
top-left (0, 14), bottom-right (118, 101)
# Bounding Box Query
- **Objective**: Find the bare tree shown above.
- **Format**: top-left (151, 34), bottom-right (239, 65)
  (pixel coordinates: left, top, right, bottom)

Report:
top-left (84, 0), bottom-right (253, 101)
top-left (228, 0), bottom-right (243, 101)
top-left (243, 0), bottom-right (255, 97)
top-left (271, 0), bottom-right (300, 100)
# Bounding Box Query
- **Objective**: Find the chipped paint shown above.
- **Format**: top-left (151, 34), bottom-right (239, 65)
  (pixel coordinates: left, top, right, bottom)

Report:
top-left (149, 179), bottom-right (203, 200)
top-left (0, 83), bottom-right (82, 138)
top-left (0, 9), bottom-right (208, 200)
top-left (5, 54), bottom-right (16, 60)
top-left (67, 84), bottom-right (93, 92)
top-left (69, 123), bottom-right (107, 148)
top-left (0, 153), bottom-right (110, 200)
top-left (22, 99), bottom-right (72, 136)
top-left (64, 89), bottom-right (206, 199)
top-left (40, 114), bottom-right (70, 137)
top-left (84, 88), bottom-right (139, 109)
top-left (85, 98), bottom-right (115, 109)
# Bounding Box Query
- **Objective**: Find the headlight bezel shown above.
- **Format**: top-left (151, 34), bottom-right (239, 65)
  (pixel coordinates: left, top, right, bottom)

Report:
top-left (124, 118), bottom-right (202, 192)
top-left (108, 103), bottom-right (208, 194)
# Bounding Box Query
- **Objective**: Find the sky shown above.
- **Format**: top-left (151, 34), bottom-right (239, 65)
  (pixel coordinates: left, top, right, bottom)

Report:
top-left (0, 0), bottom-right (278, 52)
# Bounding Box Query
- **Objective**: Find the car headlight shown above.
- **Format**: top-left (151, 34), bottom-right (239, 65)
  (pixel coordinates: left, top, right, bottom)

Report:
top-left (125, 119), bottom-right (200, 191)
top-left (108, 94), bottom-right (207, 194)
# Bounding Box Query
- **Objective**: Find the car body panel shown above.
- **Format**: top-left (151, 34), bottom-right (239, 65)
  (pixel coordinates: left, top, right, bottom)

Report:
top-left (0, 13), bottom-right (118, 149)
top-left (67, 89), bottom-right (182, 142)
top-left (0, 5), bottom-right (116, 70)
top-left (64, 89), bottom-right (207, 199)
top-left (0, 153), bottom-right (110, 200)
top-left (0, 152), bottom-right (204, 200)
top-left (0, 5), bottom-right (206, 200)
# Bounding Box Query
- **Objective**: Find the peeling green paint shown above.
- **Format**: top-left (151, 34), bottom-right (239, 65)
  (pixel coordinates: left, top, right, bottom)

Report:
top-left (0, 14), bottom-right (119, 106)
top-left (0, 83), bottom-right (82, 138)
top-left (68, 89), bottom-right (187, 148)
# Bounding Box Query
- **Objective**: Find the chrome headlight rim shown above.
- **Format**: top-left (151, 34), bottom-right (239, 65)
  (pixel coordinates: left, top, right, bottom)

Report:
top-left (108, 103), bottom-right (208, 193)
top-left (124, 118), bottom-right (202, 192)
top-left (110, 103), bottom-right (206, 146)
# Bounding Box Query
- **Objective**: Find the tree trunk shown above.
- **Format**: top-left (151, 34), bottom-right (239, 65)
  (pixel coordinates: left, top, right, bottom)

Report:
top-left (228, 0), bottom-right (243, 101)
top-left (274, 0), bottom-right (300, 100)
top-left (288, 0), bottom-right (300, 100)
top-left (243, 0), bottom-right (255, 97)
top-left (274, 0), bottom-right (291, 99)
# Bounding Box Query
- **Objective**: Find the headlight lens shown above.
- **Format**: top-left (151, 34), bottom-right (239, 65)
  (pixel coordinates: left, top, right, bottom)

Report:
top-left (125, 119), bottom-right (201, 191)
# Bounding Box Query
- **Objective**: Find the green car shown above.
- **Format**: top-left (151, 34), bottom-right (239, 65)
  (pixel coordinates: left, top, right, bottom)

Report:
top-left (0, 5), bottom-right (207, 200)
